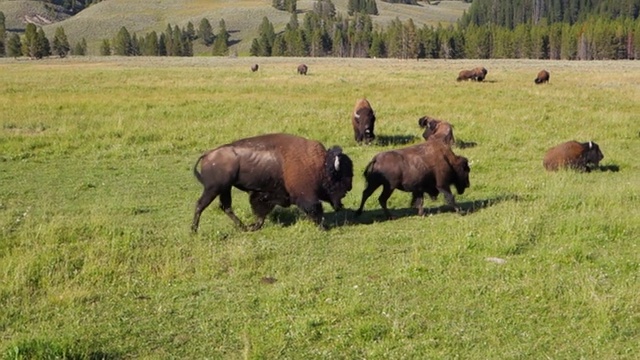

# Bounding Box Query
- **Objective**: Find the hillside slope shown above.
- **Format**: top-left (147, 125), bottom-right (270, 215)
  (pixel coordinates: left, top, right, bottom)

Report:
top-left (0, 0), bottom-right (469, 55)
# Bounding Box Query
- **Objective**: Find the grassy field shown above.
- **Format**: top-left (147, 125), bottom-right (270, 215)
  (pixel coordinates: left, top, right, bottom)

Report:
top-left (0, 0), bottom-right (470, 56)
top-left (1, 56), bottom-right (639, 359)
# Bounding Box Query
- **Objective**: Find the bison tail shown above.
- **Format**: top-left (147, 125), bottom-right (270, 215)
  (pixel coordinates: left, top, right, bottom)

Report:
top-left (363, 159), bottom-right (376, 177)
top-left (193, 154), bottom-right (206, 184)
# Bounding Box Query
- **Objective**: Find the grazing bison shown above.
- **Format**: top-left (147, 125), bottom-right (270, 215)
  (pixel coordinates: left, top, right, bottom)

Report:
top-left (543, 140), bottom-right (604, 172)
top-left (355, 140), bottom-right (470, 219)
top-left (251, 64), bottom-right (259, 72)
top-left (457, 67), bottom-right (488, 81)
top-left (418, 116), bottom-right (455, 147)
top-left (192, 133), bottom-right (353, 232)
top-left (352, 98), bottom-right (376, 144)
top-left (535, 69), bottom-right (550, 84)
top-left (297, 64), bottom-right (308, 75)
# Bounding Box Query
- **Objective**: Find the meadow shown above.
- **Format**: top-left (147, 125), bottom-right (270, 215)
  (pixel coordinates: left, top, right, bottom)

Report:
top-left (0, 56), bottom-right (639, 359)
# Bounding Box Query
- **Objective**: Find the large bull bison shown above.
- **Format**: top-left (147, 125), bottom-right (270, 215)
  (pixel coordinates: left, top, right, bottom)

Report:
top-left (457, 67), bottom-right (488, 82)
top-left (297, 64), bottom-right (308, 75)
top-left (418, 115), bottom-right (455, 147)
top-left (355, 140), bottom-right (471, 219)
top-left (192, 133), bottom-right (353, 232)
top-left (535, 69), bottom-right (550, 84)
top-left (251, 64), bottom-right (259, 72)
top-left (543, 140), bottom-right (604, 172)
top-left (352, 98), bottom-right (376, 144)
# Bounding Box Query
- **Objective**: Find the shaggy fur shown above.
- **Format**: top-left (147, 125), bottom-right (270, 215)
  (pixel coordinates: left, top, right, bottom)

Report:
top-left (457, 67), bottom-right (488, 81)
top-left (192, 133), bottom-right (353, 232)
top-left (543, 140), bottom-right (604, 172)
top-left (352, 98), bottom-right (376, 144)
top-left (418, 116), bottom-right (455, 147)
top-left (297, 64), bottom-right (308, 75)
top-left (535, 69), bottom-right (550, 84)
top-left (356, 140), bottom-right (470, 219)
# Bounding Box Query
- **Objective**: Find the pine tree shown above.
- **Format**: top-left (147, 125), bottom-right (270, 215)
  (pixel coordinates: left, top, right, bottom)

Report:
top-left (100, 39), bottom-right (111, 56)
top-left (0, 11), bottom-right (5, 57)
top-left (52, 27), bottom-right (71, 58)
top-left (158, 33), bottom-right (167, 56)
top-left (185, 22), bottom-right (196, 41)
top-left (143, 31), bottom-right (159, 56)
top-left (72, 38), bottom-right (87, 56)
top-left (212, 19), bottom-right (229, 56)
top-left (7, 33), bottom-right (21, 58)
top-left (36, 27), bottom-right (50, 58)
top-left (250, 38), bottom-right (261, 56)
top-left (171, 25), bottom-right (182, 56)
top-left (198, 18), bottom-right (214, 46)
top-left (113, 26), bottom-right (132, 55)
top-left (22, 23), bottom-right (38, 58)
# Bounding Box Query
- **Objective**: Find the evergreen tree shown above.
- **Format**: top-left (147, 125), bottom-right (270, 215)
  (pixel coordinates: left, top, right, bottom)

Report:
top-left (272, 35), bottom-right (286, 56)
top-left (22, 23), bottom-right (38, 58)
top-left (369, 29), bottom-right (385, 57)
top-left (37, 27), bottom-right (51, 58)
top-left (314, 0), bottom-right (336, 19)
top-left (250, 38), bottom-right (261, 56)
top-left (100, 39), bottom-right (111, 55)
top-left (52, 27), bottom-right (71, 58)
top-left (72, 38), bottom-right (87, 56)
top-left (113, 26), bottom-right (132, 55)
top-left (7, 33), bottom-right (21, 58)
top-left (0, 11), bottom-right (5, 57)
top-left (212, 19), bottom-right (229, 56)
top-left (171, 25), bottom-right (183, 56)
top-left (198, 18), bottom-right (214, 46)
top-left (143, 31), bottom-right (159, 56)
top-left (560, 22), bottom-right (577, 59)
top-left (158, 33), bottom-right (167, 56)
top-left (185, 22), bottom-right (196, 41)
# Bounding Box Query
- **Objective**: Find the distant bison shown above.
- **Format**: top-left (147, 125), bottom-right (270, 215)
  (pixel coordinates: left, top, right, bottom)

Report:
top-left (543, 140), bottom-right (604, 172)
top-left (457, 67), bottom-right (488, 81)
top-left (535, 69), bottom-right (550, 84)
top-left (297, 64), bottom-right (308, 75)
top-left (192, 133), bottom-right (353, 232)
top-left (251, 64), bottom-right (259, 72)
top-left (355, 140), bottom-right (470, 219)
top-left (352, 98), bottom-right (376, 144)
top-left (418, 116), bottom-right (455, 147)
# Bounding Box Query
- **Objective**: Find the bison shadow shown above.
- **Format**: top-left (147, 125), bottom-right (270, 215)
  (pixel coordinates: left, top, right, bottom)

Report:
top-left (455, 139), bottom-right (478, 149)
top-left (376, 134), bottom-right (419, 146)
top-left (342, 195), bottom-right (517, 225)
top-left (597, 164), bottom-right (620, 172)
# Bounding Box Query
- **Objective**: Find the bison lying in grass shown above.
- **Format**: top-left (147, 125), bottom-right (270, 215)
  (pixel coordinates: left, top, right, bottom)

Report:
top-left (192, 133), bottom-right (353, 232)
top-left (355, 140), bottom-right (470, 219)
top-left (543, 140), bottom-right (604, 172)
top-left (418, 115), bottom-right (455, 147)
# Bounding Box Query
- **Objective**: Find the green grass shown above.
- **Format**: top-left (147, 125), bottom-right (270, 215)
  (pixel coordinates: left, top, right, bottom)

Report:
top-left (1, 56), bottom-right (639, 359)
top-left (0, 0), bottom-right (470, 56)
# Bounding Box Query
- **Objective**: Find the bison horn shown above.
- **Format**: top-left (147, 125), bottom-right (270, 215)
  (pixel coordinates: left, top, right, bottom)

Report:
top-left (589, 141), bottom-right (593, 149)
top-left (354, 112), bottom-right (360, 119)
top-left (334, 156), bottom-right (340, 171)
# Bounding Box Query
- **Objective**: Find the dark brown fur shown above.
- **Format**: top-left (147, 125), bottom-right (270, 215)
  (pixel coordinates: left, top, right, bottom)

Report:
top-left (251, 64), bottom-right (259, 72)
top-left (352, 98), bottom-right (376, 144)
top-left (535, 69), bottom-right (550, 84)
top-left (457, 67), bottom-right (487, 81)
top-left (457, 69), bottom-right (475, 81)
top-left (543, 140), bottom-right (604, 172)
top-left (355, 140), bottom-right (470, 219)
top-left (297, 64), bottom-right (308, 75)
top-left (418, 116), bottom-right (455, 147)
top-left (192, 133), bottom-right (353, 232)
top-left (473, 67), bottom-right (488, 81)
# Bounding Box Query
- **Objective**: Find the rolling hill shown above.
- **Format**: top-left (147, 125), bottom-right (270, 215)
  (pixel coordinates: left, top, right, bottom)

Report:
top-left (0, 0), bottom-right (470, 55)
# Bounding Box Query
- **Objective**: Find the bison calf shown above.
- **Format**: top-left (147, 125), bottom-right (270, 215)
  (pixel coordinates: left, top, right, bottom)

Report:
top-left (192, 133), bottom-right (353, 232)
top-left (355, 140), bottom-right (470, 219)
top-left (418, 116), bottom-right (455, 147)
top-left (535, 69), bottom-right (550, 84)
top-left (352, 98), bottom-right (376, 144)
top-left (543, 140), bottom-right (604, 172)
top-left (297, 64), bottom-right (308, 75)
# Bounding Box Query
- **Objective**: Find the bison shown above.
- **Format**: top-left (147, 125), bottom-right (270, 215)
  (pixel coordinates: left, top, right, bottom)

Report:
top-left (352, 98), bottom-right (376, 144)
top-left (418, 116), bottom-right (455, 147)
top-left (192, 133), bottom-right (353, 232)
top-left (543, 140), bottom-right (604, 172)
top-left (355, 140), bottom-right (470, 219)
top-left (251, 64), bottom-right (259, 72)
top-left (535, 69), bottom-right (550, 84)
top-left (457, 67), bottom-right (488, 82)
top-left (297, 64), bottom-right (308, 75)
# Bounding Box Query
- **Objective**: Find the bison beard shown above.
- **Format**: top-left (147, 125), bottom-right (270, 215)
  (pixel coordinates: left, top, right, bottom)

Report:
top-left (191, 134), bottom-right (353, 232)
top-left (355, 140), bottom-right (470, 219)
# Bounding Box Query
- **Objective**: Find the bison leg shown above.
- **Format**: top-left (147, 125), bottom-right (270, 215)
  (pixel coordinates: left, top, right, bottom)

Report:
top-left (411, 192), bottom-right (425, 216)
top-left (192, 187), bottom-right (218, 233)
top-left (378, 185), bottom-right (396, 220)
top-left (248, 192), bottom-right (277, 231)
top-left (297, 200), bottom-right (325, 229)
top-left (219, 189), bottom-right (247, 230)
top-left (355, 182), bottom-right (380, 216)
top-left (438, 187), bottom-right (460, 212)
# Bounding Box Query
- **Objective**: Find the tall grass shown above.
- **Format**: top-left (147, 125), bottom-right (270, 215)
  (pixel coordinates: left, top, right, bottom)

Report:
top-left (1, 56), bottom-right (639, 359)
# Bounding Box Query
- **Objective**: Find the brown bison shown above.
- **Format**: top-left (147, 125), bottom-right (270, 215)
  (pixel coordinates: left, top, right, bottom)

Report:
top-left (535, 69), bottom-right (550, 84)
top-left (297, 64), bottom-right (308, 75)
top-left (355, 140), bottom-right (470, 219)
top-left (418, 116), bottom-right (455, 147)
top-left (192, 133), bottom-right (353, 232)
top-left (543, 140), bottom-right (604, 172)
top-left (457, 67), bottom-right (488, 81)
top-left (352, 98), bottom-right (376, 144)
top-left (251, 64), bottom-right (259, 72)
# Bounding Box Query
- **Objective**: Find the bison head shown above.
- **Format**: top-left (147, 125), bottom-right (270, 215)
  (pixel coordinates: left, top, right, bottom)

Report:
top-left (354, 107), bottom-right (376, 144)
top-left (418, 116), bottom-right (439, 140)
top-left (321, 146), bottom-right (353, 211)
top-left (453, 156), bottom-right (471, 195)
top-left (583, 141), bottom-right (604, 169)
